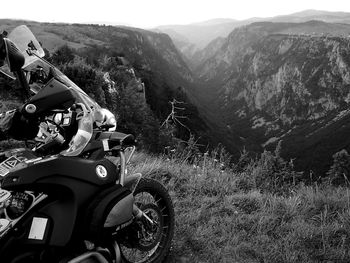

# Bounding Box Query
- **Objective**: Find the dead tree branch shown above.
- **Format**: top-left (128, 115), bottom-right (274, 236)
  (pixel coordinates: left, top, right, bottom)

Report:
top-left (161, 99), bottom-right (190, 132)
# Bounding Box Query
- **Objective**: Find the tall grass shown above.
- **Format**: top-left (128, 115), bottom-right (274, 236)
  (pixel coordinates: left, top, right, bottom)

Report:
top-left (128, 147), bottom-right (350, 263)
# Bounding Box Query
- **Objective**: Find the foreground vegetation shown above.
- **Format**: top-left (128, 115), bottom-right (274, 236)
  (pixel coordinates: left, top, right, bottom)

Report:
top-left (129, 146), bottom-right (350, 263)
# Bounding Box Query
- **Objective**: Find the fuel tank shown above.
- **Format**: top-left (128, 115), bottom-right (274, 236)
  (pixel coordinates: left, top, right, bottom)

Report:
top-left (2, 155), bottom-right (119, 191)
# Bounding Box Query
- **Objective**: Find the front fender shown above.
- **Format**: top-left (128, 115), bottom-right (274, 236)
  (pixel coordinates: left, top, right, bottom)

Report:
top-left (124, 173), bottom-right (142, 193)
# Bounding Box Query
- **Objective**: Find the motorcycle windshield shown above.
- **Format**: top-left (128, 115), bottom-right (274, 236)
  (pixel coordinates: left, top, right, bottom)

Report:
top-left (7, 25), bottom-right (45, 66)
top-left (0, 25), bottom-right (44, 79)
top-left (1, 25), bottom-right (99, 109)
top-left (2, 25), bottom-right (102, 156)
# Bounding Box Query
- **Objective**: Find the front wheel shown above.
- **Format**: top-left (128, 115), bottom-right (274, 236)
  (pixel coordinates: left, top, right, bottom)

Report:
top-left (117, 178), bottom-right (175, 263)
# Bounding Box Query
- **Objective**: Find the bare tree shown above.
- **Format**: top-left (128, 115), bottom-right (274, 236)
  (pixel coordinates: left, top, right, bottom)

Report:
top-left (161, 99), bottom-right (190, 132)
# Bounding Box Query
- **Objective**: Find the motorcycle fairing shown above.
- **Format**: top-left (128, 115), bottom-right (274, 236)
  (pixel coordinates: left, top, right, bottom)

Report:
top-left (24, 77), bottom-right (75, 117)
top-left (84, 184), bottom-right (133, 243)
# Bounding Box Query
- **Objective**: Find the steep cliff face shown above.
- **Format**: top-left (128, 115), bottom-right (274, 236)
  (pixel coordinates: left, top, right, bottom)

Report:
top-left (193, 22), bottom-right (350, 174)
top-left (223, 34), bottom-right (350, 124)
top-left (189, 37), bottom-right (226, 71)
top-left (134, 29), bottom-right (195, 83)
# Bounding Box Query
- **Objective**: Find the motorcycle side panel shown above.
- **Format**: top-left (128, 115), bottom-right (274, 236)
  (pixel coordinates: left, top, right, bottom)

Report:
top-left (0, 156), bottom-right (120, 248)
top-left (0, 177), bottom-right (99, 248)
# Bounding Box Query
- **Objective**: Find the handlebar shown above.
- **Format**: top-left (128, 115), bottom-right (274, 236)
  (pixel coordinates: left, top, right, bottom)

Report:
top-left (30, 103), bottom-right (91, 155)
top-left (60, 103), bottom-right (93, 157)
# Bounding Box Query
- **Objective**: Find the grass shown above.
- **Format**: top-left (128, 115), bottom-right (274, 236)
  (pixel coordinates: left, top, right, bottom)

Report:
top-left (128, 151), bottom-right (350, 263)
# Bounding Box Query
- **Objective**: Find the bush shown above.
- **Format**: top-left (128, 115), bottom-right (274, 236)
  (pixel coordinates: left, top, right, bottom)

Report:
top-left (236, 144), bottom-right (303, 195)
top-left (327, 149), bottom-right (350, 185)
top-left (49, 45), bottom-right (75, 65)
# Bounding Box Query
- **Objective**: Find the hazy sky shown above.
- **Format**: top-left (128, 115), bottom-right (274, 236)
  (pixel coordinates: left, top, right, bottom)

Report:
top-left (2, 0), bottom-right (350, 28)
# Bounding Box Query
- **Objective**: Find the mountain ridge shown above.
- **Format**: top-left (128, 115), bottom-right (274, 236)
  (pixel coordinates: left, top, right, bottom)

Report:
top-left (154, 9), bottom-right (350, 61)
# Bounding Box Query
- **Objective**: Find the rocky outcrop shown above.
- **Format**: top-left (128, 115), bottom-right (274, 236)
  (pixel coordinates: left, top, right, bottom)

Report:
top-left (223, 35), bottom-right (350, 123)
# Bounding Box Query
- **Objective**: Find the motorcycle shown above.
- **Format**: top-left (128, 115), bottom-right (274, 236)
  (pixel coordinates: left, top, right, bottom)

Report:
top-left (0, 25), bottom-right (175, 263)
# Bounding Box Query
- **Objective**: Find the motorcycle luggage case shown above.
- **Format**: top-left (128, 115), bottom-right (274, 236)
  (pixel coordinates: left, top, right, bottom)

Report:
top-left (84, 184), bottom-right (133, 243)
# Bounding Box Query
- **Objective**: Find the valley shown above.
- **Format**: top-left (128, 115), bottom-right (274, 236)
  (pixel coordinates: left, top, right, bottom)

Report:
top-left (3, 12), bottom-right (350, 175)
top-left (172, 20), bottom-right (350, 175)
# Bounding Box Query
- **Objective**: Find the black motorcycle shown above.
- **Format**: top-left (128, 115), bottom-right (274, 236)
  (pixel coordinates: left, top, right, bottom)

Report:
top-left (0, 25), bottom-right (174, 263)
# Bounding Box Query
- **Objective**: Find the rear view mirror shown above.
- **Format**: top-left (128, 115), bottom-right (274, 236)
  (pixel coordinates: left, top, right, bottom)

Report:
top-left (4, 38), bottom-right (25, 72)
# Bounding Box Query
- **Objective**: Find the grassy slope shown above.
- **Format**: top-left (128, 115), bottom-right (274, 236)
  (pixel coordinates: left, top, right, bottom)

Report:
top-left (129, 152), bottom-right (350, 263)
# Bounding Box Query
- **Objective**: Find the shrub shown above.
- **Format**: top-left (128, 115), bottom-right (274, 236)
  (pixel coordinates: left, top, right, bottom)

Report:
top-left (327, 149), bottom-right (350, 185)
top-left (238, 149), bottom-right (303, 195)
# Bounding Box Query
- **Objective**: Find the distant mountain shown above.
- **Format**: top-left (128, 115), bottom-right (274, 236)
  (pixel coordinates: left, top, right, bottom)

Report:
top-left (191, 21), bottom-right (350, 175)
top-left (271, 9), bottom-right (350, 23)
top-left (154, 20), bottom-right (245, 52)
top-left (189, 18), bottom-right (237, 26)
top-left (155, 10), bottom-right (350, 63)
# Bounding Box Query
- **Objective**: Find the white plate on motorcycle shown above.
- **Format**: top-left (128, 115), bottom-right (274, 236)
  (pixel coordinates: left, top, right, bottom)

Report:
top-left (8, 25), bottom-right (45, 68)
top-left (28, 217), bottom-right (48, 240)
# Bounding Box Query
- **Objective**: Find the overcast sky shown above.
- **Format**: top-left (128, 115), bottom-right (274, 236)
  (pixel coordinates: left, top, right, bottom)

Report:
top-left (2, 0), bottom-right (350, 28)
